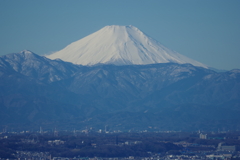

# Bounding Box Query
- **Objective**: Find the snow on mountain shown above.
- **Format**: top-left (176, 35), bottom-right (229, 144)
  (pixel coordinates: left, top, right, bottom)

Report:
top-left (46, 25), bottom-right (208, 68)
top-left (0, 50), bottom-right (80, 82)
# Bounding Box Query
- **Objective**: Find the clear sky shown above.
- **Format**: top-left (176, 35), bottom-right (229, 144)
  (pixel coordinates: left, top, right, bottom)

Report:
top-left (0, 0), bottom-right (239, 70)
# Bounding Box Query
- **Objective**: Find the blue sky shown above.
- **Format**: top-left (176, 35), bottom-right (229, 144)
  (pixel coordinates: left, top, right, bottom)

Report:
top-left (0, 0), bottom-right (239, 70)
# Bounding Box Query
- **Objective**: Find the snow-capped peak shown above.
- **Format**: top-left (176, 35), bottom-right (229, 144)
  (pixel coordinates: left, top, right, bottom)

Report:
top-left (46, 25), bottom-right (208, 68)
top-left (20, 50), bottom-right (34, 54)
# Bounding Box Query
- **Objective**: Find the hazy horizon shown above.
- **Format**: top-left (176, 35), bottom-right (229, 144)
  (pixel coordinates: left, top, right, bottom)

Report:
top-left (0, 0), bottom-right (239, 70)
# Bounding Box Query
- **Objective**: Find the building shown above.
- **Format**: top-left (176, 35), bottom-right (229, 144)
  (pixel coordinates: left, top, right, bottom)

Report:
top-left (200, 133), bottom-right (207, 139)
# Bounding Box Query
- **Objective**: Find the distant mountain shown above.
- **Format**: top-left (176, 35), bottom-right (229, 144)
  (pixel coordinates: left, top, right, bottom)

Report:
top-left (46, 25), bottom-right (207, 68)
top-left (0, 51), bottom-right (239, 131)
top-left (0, 50), bottom-right (79, 83)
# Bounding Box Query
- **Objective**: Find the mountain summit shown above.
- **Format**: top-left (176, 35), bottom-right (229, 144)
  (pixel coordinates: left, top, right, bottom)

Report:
top-left (47, 25), bottom-right (207, 68)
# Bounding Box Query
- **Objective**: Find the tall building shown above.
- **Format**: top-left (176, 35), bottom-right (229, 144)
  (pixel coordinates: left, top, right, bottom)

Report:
top-left (54, 128), bottom-right (58, 137)
top-left (200, 133), bottom-right (207, 139)
top-left (40, 126), bottom-right (43, 134)
top-left (105, 125), bottom-right (109, 133)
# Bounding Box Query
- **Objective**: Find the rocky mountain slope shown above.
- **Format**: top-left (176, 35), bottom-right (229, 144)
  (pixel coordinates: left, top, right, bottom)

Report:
top-left (0, 51), bottom-right (239, 131)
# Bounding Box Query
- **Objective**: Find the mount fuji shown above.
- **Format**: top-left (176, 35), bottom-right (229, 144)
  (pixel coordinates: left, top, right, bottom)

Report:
top-left (1, 25), bottom-right (240, 131)
top-left (47, 25), bottom-right (207, 68)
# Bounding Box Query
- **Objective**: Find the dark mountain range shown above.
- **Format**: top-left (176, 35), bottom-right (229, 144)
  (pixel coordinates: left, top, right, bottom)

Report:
top-left (0, 51), bottom-right (239, 131)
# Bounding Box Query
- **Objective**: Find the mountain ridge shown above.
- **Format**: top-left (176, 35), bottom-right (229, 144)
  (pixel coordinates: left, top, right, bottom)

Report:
top-left (0, 51), bottom-right (239, 131)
